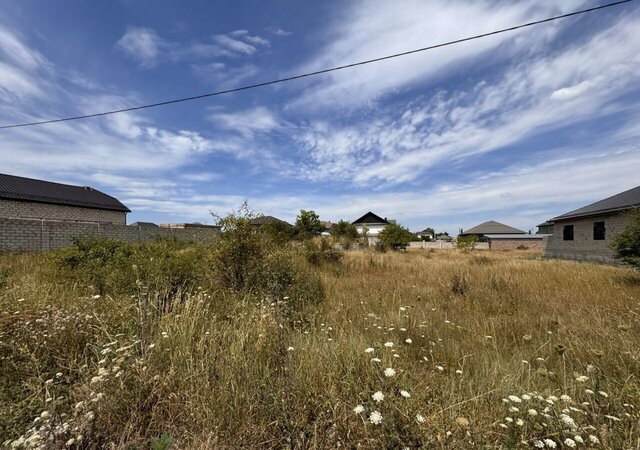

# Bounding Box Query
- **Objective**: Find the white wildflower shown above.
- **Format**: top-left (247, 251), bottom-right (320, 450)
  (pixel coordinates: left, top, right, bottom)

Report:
top-left (598, 391), bottom-right (608, 398)
top-left (528, 409), bottom-right (538, 416)
top-left (371, 357), bottom-right (381, 363)
top-left (415, 414), bottom-right (426, 423)
top-left (574, 435), bottom-right (584, 444)
top-left (533, 440), bottom-right (544, 448)
top-left (521, 394), bottom-right (531, 401)
top-left (369, 410), bottom-right (383, 425)
top-left (575, 375), bottom-right (589, 383)
top-left (384, 342), bottom-right (394, 348)
top-left (455, 369), bottom-right (463, 375)
top-left (353, 405), bottom-right (365, 414)
top-left (405, 338), bottom-right (412, 344)
top-left (364, 348), bottom-right (375, 353)
top-left (515, 418), bottom-right (524, 426)
top-left (400, 390), bottom-right (411, 398)
top-left (564, 438), bottom-right (576, 448)
top-left (588, 435), bottom-right (599, 444)
top-left (372, 391), bottom-right (384, 403)
top-left (436, 365), bottom-right (444, 372)
top-left (287, 347), bottom-right (294, 352)
top-left (560, 394), bottom-right (572, 402)
top-left (508, 395), bottom-right (522, 403)
top-left (543, 439), bottom-right (557, 448)
top-left (384, 367), bottom-right (396, 377)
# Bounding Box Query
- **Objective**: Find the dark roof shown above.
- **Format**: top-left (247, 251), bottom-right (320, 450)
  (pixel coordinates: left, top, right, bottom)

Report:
top-left (250, 215), bottom-right (292, 227)
top-left (484, 234), bottom-right (546, 240)
top-left (129, 222), bottom-right (158, 227)
top-left (552, 185), bottom-right (640, 221)
top-left (460, 220), bottom-right (525, 235)
top-left (0, 173), bottom-right (130, 212)
top-left (352, 211), bottom-right (390, 225)
top-left (536, 221), bottom-right (553, 227)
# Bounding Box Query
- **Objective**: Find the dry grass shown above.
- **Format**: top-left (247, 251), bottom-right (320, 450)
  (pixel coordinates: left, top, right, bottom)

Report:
top-left (1, 249), bottom-right (639, 448)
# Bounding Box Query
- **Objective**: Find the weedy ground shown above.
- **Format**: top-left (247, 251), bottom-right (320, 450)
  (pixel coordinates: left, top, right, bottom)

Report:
top-left (1, 248), bottom-right (639, 449)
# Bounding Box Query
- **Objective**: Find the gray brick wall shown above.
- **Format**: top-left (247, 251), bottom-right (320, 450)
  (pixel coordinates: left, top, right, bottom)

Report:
top-left (0, 199), bottom-right (126, 224)
top-left (0, 217), bottom-right (220, 252)
top-left (543, 213), bottom-right (629, 263)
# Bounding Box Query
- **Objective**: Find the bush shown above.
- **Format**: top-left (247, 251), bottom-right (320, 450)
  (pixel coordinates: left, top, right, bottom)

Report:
top-left (456, 236), bottom-right (478, 253)
top-left (331, 220), bottom-right (359, 240)
top-left (378, 223), bottom-right (414, 250)
top-left (613, 208), bottom-right (640, 269)
top-left (303, 239), bottom-right (343, 266)
top-left (294, 210), bottom-right (324, 240)
top-left (48, 238), bottom-right (201, 299)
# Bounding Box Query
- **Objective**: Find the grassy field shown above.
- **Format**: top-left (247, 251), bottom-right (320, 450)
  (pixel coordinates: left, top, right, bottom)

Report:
top-left (1, 247), bottom-right (639, 449)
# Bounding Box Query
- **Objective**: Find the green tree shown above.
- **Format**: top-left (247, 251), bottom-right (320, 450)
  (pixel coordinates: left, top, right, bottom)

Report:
top-left (331, 220), bottom-right (359, 240)
top-left (379, 223), bottom-right (415, 250)
top-left (613, 208), bottom-right (640, 268)
top-left (456, 235), bottom-right (478, 253)
top-left (294, 210), bottom-right (324, 239)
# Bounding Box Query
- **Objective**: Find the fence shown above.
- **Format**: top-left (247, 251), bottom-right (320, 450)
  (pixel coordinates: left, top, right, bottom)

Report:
top-left (407, 241), bottom-right (490, 250)
top-left (0, 217), bottom-right (220, 252)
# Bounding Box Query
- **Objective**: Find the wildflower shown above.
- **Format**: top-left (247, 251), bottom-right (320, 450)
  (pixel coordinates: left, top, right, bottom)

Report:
top-left (588, 435), bottom-right (599, 444)
top-left (528, 409), bottom-right (538, 416)
top-left (543, 439), bottom-right (557, 448)
top-left (40, 411), bottom-right (50, 419)
top-left (560, 414), bottom-right (577, 429)
top-left (384, 367), bottom-right (396, 377)
top-left (55, 372), bottom-right (63, 378)
top-left (585, 389), bottom-right (594, 395)
top-left (353, 405), bottom-right (365, 414)
top-left (455, 369), bottom-right (463, 375)
top-left (586, 364), bottom-right (596, 373)
top-left (400, 390), bottom-right (411, 398)
top-left (371, 357), bottom-right (381, 363)
top-left (560, 394), bottom-right (572, 402)
top-left (399, 307), bottom-right (406, 311)
top-left (499, 423), bottom-right (508, 429)
top-left (574, 435), bottom-right (584, 444)
top-left (575, 375), bottom-right (589, 383)
top-left (369, 410), bottom-right (383, 425)
top-left (456, 416), bottom-right (470, 427)
top-left (416, 413), bottom-right (426, 423)
top-left (372, 391), bottom-right (384, 403)
top-left (521, 394), bottom-right (531, 401)
top-left (436, 365), bottom-right (444, 372)
top-left (564, 438), bottom-right (576, 448)
top-left (598, 391), bottom-right (608, 398)
top-left (405, 338), bottom-right (412, 344)
top-left (364, 348), bottom-right (375, 353)
top-left (508, 395), bottom-right (522, 403)
top-left (66, 438), bottom-right (76, 447)
top-left (509, 406), bottom-right (519, 413)
top-left (515, 418), bottom-right (524, 427)
top-left (533, 440), bottom-right (544, 448)
top-left (384, 342), bottom-right (394, 348)
top-left (92, 294), bottom-right (101, 299)
top-left (504, 417), bottom-right (513, 423)
top-left (287, 347), bottom-right (294, 352)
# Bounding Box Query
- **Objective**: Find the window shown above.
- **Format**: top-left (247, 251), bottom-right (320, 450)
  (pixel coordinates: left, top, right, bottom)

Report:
top-left (563, 225), bottom-right (574, 241)
top-left (593, 221), bottom-right (605, 240)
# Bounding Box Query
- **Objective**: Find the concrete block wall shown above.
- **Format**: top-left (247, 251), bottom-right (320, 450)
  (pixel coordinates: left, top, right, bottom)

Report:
top-left (488, 239), bottom-right (544, 250)
top-left (0, 199), bottom-right (126, 224)
top-left (0, 217), bottom-right (220, 252)
top-left (543, 213), bottom-right (628, 263)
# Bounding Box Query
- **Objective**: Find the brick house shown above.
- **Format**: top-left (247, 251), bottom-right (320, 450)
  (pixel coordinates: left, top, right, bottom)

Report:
top-left (459, 220), bottom-right (525, 241)
top-left (543, 185), bottom-right (640, 263)
top-left (352, 212), bottom-right (393, 243)
top-left (0, 173), bottom-right (130, 224)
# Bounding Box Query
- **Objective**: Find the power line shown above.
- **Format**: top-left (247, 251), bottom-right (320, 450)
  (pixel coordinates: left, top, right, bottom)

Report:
top-left (0, 0), bottom-right (634, 130)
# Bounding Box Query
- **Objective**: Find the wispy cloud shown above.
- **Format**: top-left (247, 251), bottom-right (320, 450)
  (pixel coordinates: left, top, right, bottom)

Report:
top-left (208, 106), bottom-right (283, 138)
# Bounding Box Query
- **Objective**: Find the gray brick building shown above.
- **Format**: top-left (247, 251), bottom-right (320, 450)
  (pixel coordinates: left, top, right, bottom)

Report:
top-left (543, 185), bottom-right (640, 263)
top-left (0, 173), bottom-right (129, 224)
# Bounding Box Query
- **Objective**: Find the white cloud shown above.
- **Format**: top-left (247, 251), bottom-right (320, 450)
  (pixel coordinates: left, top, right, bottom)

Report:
top-left (191, 62), bottom-right (258, 87)
top-left (266, 27), bottom-right (292, 37)
top-left (209, 106), bottom-right (282, 138)
top-left (550, 80), bottom-right (594, 101)
top-left (117, 27), bottom-right (169, 67)
top-left (289, 0), bottom-right (588, 110)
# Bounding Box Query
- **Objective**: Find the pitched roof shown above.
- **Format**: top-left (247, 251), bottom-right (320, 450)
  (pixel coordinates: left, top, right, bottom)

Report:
top-left (0, 173), bottom-right (130, 212)
top-left (484, 234), bottom-right (546, 239)
top-left (461, 220), bottom-right (525, 235)
top-left (352, 211), bottom-right (389, 225)
top-left (551, 185), bottom-right (640, 221)
top-left (128, 222), bottom-right (158, 227)
top-left (250, 215), bottom-right (291, 226)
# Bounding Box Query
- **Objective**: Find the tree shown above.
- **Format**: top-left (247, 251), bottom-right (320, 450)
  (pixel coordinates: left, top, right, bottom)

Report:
top-left (331, 220), bottom-right (359, 240)
top-left (456, 235), bottom-right (478, 253)
top-left (420, 227), bottom-right (435, 241)
top-left (613, 208), bottom-right (640, 268)
top-left (379, 223), bottom-right (415, 250)
top-left (294, 210), bottom-right (324, 239)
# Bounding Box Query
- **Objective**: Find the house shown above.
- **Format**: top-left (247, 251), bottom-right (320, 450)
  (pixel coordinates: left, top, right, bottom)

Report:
top-left (128, 222), bottom-right (158, 228)
top-left (352, 211), bottom-right (392, 242)
top-left (250, 215), bottom-right (292, 227)
top-left (415, 228), bottom-right (435, 241)
top-left (0, 173), bottom-right (129, 224)
top-left (459, 220), bottom-right (525, 241)
top-left (543, 185), bottom-right (640, 263)
top-left (536, 221), bottom-right (554, 235)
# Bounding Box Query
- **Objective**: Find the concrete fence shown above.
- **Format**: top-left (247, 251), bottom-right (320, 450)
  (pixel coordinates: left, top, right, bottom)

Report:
top-left (0, 217), bottom-right (220, 252)
top-left (408, 241), bottom-right (489, 250)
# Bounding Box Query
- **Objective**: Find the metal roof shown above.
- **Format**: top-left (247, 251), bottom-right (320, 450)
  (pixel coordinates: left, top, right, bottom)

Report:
top-left (0, 173), bottom-right (130, 212)
top-left (460, 220), bottom-right (525, 235)
top-left (552, 185), bottom-right (640, 221)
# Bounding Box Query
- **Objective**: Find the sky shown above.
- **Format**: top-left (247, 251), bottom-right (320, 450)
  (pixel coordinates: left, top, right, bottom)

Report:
top-left (1, 0), bottom-right (639, 234)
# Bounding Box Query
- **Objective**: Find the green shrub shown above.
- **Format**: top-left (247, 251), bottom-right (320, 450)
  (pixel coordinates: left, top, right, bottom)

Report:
top-left (456, 236), bottom-right (478, 253)
top-left (331, 220), bottom-right (359, 240)
top-left (613, 208), bottom-right (640, 269)
top-left (379, 223), bottom-right (414, 250)
top-left (303, 239), bottom-right (343, 266)
top-left (48, 238), bottom-right (201, 299)
top-left (516, 244), bottom-right (529, 250)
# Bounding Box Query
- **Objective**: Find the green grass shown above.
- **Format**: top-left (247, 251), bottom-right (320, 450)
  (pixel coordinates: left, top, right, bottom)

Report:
top-left (1, 248), bottom-right (639, 448)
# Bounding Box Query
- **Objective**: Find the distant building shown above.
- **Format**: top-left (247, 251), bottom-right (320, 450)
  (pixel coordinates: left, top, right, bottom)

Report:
top-left (543, 185), bottom-right (640, 263)
top-left (415, 228), bottom-right (435, 241)
top-left (250, 215), bottom-right (292, 227)
top-left (159, 223), bottom-right (219, 229)
top-left (459, 220), bottom-right (525, 241)
top-left (536, 221), bottom-right (554, 235)
top-left (352, 212), bottom-right (392, 242)
top-left (0, 173), bottom-right (129, 224)
top-left (128, 222), bottom-right (158, 228)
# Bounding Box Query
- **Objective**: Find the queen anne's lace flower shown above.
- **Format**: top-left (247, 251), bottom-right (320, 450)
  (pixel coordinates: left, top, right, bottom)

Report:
top-left (369, 410), bottom-right (383, 425)
top-left (372, 391), bottom-right (384, 403)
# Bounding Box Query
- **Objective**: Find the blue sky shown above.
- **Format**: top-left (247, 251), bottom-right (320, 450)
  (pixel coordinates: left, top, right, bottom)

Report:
top-left (1, 0), bottom-right (639, 234)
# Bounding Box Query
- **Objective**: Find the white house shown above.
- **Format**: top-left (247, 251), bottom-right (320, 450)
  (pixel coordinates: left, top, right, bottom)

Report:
top-left (352, 212), bottom-right (393, 242)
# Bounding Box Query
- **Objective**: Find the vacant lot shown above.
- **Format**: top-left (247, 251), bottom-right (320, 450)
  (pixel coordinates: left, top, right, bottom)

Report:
top-left (1, 247), bottom-right (639, 449)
